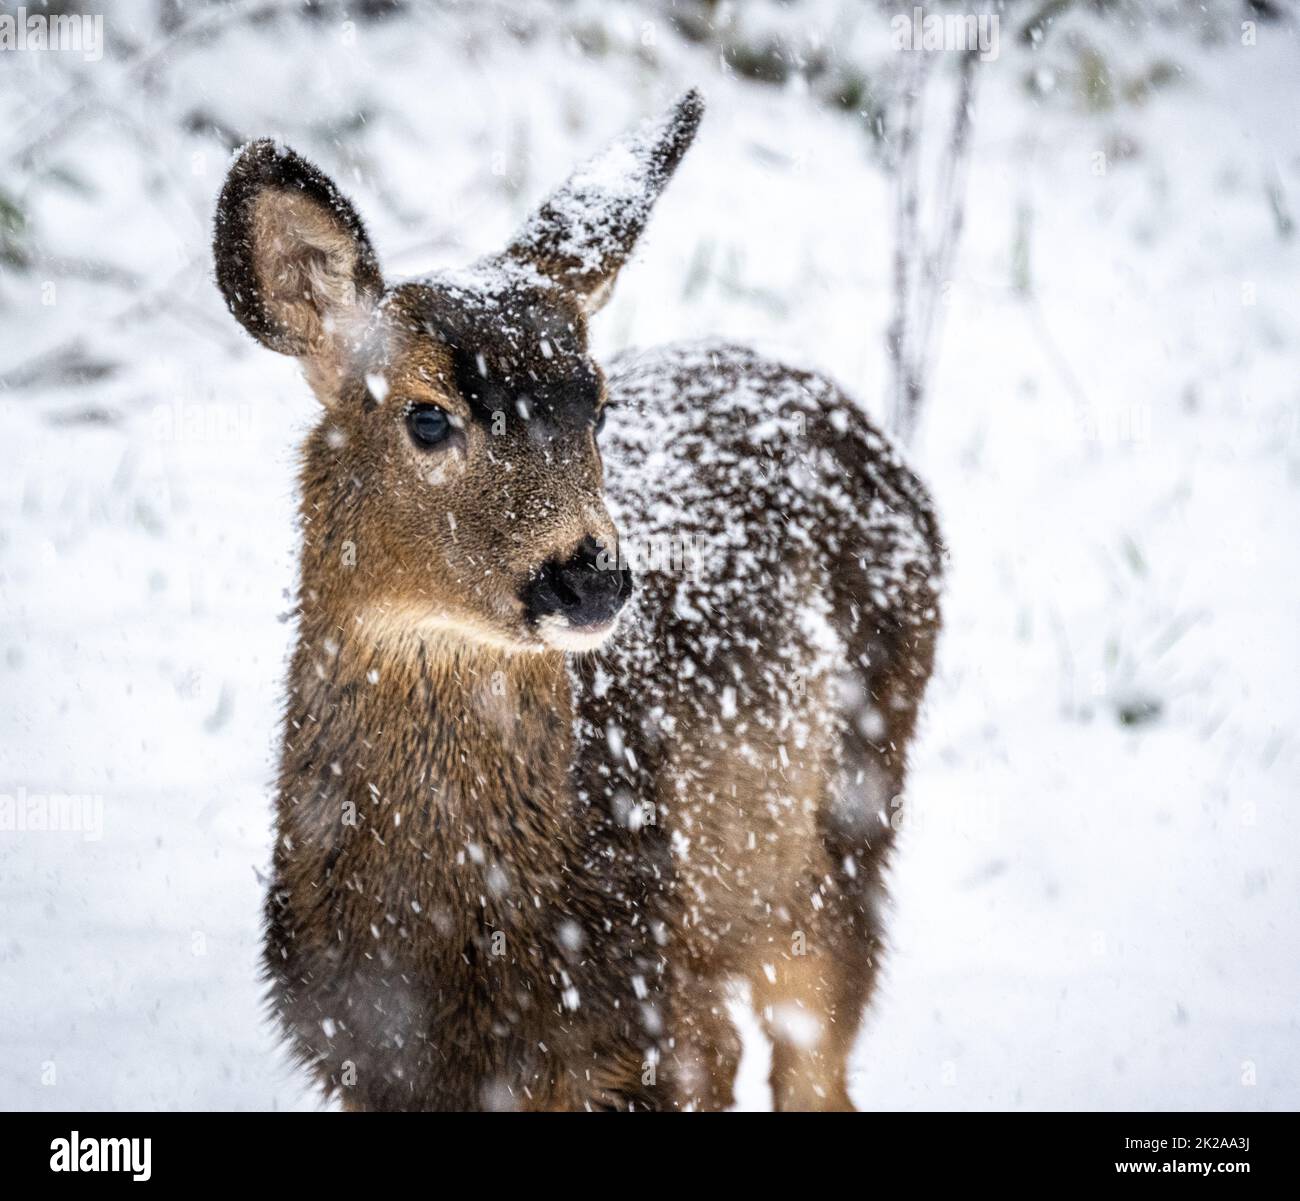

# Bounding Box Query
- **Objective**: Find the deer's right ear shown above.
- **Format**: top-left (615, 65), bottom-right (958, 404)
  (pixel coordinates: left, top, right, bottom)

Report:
top-left (501, 90), bottom-right (704, 315)
top-left (213, 140), bottom-right (383, 358)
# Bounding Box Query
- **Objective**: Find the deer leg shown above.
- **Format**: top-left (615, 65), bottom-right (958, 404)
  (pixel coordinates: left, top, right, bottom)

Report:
top-left (748, 943), bottom-right (864, 1112)
top-left (666, 970), bottom-right (742, 1111)
top-left (738, 733), bottom-right (889, 1110)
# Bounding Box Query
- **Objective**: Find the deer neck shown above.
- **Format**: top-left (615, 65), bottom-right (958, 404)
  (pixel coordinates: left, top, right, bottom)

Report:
top-left (285, 600), bottom-right (577, 838)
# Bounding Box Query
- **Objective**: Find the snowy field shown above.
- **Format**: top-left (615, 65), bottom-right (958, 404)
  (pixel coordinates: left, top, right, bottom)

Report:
top-left (1, 1), bottom-right (1297, 1110)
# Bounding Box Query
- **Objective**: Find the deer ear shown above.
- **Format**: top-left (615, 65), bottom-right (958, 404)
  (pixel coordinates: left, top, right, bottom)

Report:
top-left (502, 89), bottom-right (704, 315)
top-left (213, 140), bottom-right (383, 358)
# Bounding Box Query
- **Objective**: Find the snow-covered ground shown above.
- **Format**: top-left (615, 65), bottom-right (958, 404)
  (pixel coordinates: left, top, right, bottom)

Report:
top-left (1, 1), bottom-right (1297, 1110)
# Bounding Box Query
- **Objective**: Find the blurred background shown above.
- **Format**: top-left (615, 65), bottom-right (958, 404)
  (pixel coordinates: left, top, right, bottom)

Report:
top-left (1, 0), bottom-right (1297, 1110)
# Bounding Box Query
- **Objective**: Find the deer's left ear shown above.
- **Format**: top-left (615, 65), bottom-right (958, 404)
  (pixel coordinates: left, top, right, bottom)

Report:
top-left (213, 140), bottom-right (383, 359)
top-left (501, 89), bottom-right (704, 315)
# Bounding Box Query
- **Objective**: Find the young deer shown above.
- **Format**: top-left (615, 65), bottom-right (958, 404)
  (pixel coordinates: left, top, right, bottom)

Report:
top-left (213, 90), bottom-right (942, 1111)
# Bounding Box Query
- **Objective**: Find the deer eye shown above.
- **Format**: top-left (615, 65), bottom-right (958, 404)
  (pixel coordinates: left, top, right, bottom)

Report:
top-left (593, 407), bottom-right (607, 435)
top-left (407, 404), bottom-right (452, 447)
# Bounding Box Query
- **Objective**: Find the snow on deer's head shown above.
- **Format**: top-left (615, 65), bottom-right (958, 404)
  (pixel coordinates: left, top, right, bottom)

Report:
top-left (213, 91), bottom-right (702, 653)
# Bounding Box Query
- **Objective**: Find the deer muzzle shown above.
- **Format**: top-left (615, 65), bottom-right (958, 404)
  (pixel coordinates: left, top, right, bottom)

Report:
top-left (522, 536), bottom-right (633, 646)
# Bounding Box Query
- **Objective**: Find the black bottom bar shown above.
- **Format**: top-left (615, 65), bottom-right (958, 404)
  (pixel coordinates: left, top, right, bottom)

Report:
top-left (5, 1110), bottom-right (1289, 1188)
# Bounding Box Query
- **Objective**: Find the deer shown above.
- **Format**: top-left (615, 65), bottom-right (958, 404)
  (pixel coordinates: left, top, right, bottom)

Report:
top-left (212, 89), bottom-right (942, 1112)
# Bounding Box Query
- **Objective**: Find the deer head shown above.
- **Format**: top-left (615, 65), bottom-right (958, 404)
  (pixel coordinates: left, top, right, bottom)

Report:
top-left (213, 91), bottom-right (702, 653)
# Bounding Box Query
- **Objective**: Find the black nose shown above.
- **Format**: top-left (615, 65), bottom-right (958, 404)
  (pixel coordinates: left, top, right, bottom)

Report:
top-left (523, 537), bottom-right (633, 629)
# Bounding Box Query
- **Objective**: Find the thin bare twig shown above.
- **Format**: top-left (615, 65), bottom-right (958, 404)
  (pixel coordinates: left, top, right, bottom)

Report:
top-left (917, 48), bottom-right (978, 382)
top-left (888, 49), bottom-right (980, 447)
top-left (887, 50), bottom-right (929, 440)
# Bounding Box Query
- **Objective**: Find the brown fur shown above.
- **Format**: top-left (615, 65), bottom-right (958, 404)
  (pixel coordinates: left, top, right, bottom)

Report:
top-left (212, 94), bottom-right (942, 1111)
